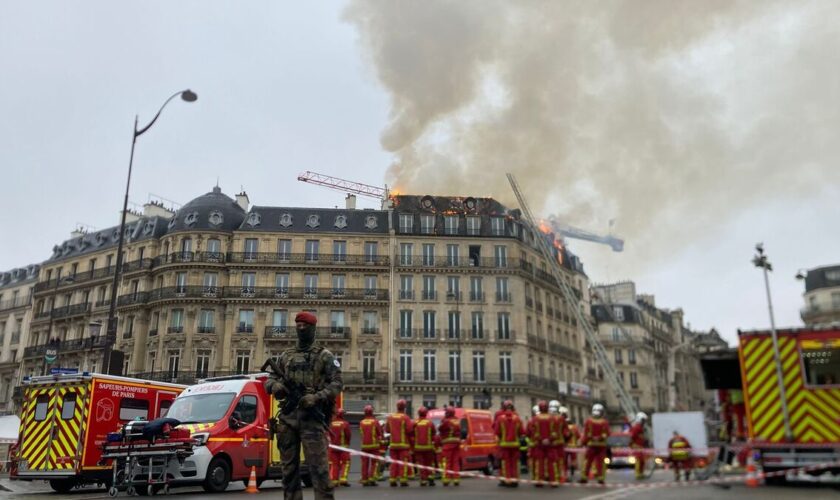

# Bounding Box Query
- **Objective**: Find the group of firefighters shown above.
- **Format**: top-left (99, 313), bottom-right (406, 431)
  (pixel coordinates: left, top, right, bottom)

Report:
top-left (326, 399), bottom-right (694, 488)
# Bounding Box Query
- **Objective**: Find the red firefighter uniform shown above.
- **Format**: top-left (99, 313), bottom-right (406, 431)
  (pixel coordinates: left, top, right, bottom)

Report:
top-left (358, 408), bottom-right (383, 486)
top-left (386, 402), bottom-right (414, 486)
top-left (329, 411), bottom-right (352, 486)
top-left (494, 407), bottom-right (525, 486)
top-left (413, 410), bottom-right (438, 486)
top-left (668, 433), bottom-right (692, 481)
top-left (580, 416), bottom-right (610, 483)
top-left (629, 422), bottom-right (648, 480)
top-left (565, 422), bottom-right (580, 479)
top-left (528, 410), bottom-right (559, 486)
top-left (438, 411), bottom-right (462, 486)
top-left (552, 413), bottom-right (569, 483)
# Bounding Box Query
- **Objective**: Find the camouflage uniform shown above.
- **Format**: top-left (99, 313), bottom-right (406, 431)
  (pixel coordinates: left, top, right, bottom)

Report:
top-left (264, 324), bottom-right (343, 500)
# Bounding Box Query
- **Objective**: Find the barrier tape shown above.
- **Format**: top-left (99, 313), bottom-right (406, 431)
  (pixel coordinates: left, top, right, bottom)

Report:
top-left (328, 444), bottom-right (840, 489)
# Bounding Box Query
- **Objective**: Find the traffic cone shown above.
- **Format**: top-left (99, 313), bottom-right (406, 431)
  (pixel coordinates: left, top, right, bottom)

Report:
top-left (246, 466), bottom-right (260, 493)
top-left (745, 456), bottom-right (759, 488)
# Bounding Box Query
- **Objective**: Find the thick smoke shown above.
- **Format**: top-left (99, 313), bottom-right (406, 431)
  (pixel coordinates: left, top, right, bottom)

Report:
top-left (344, 1), bottom-right (840, 268)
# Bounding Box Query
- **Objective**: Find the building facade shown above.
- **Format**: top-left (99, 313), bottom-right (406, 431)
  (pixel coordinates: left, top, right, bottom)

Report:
top-left (800, 265), bottom-right (840, 326)
top-left (0, 265), bottom-right (39, 413)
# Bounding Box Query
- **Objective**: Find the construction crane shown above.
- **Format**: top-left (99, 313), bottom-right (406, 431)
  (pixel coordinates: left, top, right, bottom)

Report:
top-left (547, 217), bottom-right (624, 252)
top-left (507, 173), bottom-right (640, 418)
top-left (297, 171), bottom-right (386, 200)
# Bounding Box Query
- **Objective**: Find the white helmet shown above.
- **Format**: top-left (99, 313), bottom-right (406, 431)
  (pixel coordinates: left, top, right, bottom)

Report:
top-left (532, 404), bottom-right (540, 416)
top-left (559, 406), bottom-right (570, 418)
top-left (548, 400), bottom-right (561, 414)
top-left (592, 403), bottom-right (605, 417)
top-left (635, 412), bottom-right (648, 423)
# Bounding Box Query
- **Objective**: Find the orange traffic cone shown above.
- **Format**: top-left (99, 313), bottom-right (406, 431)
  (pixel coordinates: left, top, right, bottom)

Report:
top-left (246, 466), bottom-right (260, 493)
top-left (745, 456), bottom-right (759, 488)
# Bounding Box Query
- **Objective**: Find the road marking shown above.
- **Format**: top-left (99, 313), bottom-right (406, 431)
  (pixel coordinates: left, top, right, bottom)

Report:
top-left (579, 486), bottom-right (640, 500)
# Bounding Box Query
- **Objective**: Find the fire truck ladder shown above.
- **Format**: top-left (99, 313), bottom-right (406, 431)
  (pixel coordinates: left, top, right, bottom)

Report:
top-left (297, 171), bottom-right (387, 200)
top-left (507, 173), bottom-right (640, 418)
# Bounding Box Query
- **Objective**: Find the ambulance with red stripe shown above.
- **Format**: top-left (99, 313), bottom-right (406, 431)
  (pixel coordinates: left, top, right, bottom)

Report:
top-left (11, 373), bottom-right (185, 492)
top-left (427, 408), bottom-right (500, 474)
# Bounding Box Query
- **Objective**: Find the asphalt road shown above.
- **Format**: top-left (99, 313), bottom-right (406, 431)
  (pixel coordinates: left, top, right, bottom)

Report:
top-left (3, 469), bottom-right (840, 500)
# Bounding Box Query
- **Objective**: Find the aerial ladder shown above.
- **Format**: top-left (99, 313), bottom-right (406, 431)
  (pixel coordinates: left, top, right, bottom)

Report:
top-left (507, 173), bottom-right (641, 417)
top-left (546, 216), bottom-right (624, 252)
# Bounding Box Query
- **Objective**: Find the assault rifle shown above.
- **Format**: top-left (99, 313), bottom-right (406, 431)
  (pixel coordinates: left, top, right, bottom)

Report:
top-left (261, 359), bottom-right (327, 423)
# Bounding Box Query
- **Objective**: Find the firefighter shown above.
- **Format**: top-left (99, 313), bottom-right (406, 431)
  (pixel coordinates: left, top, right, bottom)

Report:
top-left (579, 403), bottom-right (609, 485)
top-left (668, 431), bottom-right (692, 481)
top-left (495, 399), bottom-right (524, 487)
top-left (629, 412), bottom-right (648, 480)
top-left (527, 404), bottom-right (540, 478)
top-left (413, 407), bottom-right (437, 486)
top-left (358, 405), bottom-right (382, 487)
top-left (386, 399), bottom-right (414, 487)
top-left (548, 400), bottom-right (561, 415)
top-left (438, 407), bottom-right (462, 486)
top-left (328, 408), bottom-right (351, 487)
top-left (527, 400), bottom-right (559, 487)
top-left (560, 406), bottom-right (578, 480)
top-left (552, 404), bottom-right (569, 483)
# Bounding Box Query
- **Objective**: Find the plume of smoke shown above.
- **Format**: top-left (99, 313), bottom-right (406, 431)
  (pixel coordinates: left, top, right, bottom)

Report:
top-left (344, 0), bottom-right (840, 270)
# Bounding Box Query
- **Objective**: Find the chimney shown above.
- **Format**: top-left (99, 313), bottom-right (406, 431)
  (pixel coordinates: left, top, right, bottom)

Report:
top-left (143, 201), bottom-right (175, 219)
top-left (345, 194), bottom-right (357, 210)
top-left (123, 209), bottom-right (142, 224)
top-left (236, 191), bottom-right (250, 211)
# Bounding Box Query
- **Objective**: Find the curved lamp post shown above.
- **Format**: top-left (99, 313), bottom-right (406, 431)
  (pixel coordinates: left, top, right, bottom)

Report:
top-left (104, 90), bottom-right (197, 374)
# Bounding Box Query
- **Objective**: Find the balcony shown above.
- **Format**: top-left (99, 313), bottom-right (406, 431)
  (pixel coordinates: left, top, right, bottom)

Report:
top-left (394, 372), bottom-right (538, 386)
top-left (49, 303), bottom-right (91, 320)
top-left (226, 252), bottom-right (389, 267)
top-left (152, 251), bottom-right (226, 266)
top-left (236, 325), bottom-right (254, 334)
top-left (549, 342), bottom-right (579, 361)
top-left (122, 330), bottom-right (133, 340)
top-left (527, 334), bottom-right (545, 350)
top-left (34, 266), bottom-right (115, 294)
top-left (118, 291), bottom-right (149, 307)
top-left (167, 326), bottom-right (184, 334)
top-left (395, 256), bottom-right (518, 270)
top-left (121, 258), bottom-right (154, 273)
top-left (23, 335), bottom-right (113, 359)
top-left (495, 330), bottom-right (516, 342)
top-left (394, 328), bottom-right (441, 341)
top-left (445, 292), bottom-right (462, 303)
top-left (421, 291), bottom-right (438, 301)
top-left (398, 290), bottom-right (415, 300)
top-left (495, 292), bottom-right (512, 303)
top-left (264, 326), bottom-right (351, 342)
top-left (535, 300), bottom-right (543, 313)
top-left (528, 374), bottom-right (558, 392)
top-left (525, 297), bottom-right (534, 308)
top-left (131, 371), bottom-right (237, 385)
top-left (0, 296), bottom-right (30, 311)
top-left (224, 287), bottom-right (389, 301)
top-left (801, 303), bottom-right (840, 323)
top-left (361, 327), bottom-right (379, 335)
top-left (343, 371), bottom-right (388, 386)
top-left (197, 326), bottom-right (216, 334)
top-left (468, 291), bottom-right (486, 303)
top-left (149, 329), bottom-right (158, 337)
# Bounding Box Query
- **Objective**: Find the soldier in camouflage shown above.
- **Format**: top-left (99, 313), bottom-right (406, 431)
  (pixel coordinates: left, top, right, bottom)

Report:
top-left (264, 312), bottom-right (343, 500)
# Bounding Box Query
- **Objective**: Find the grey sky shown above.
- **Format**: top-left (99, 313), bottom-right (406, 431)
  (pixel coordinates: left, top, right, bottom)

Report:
top-left (1, 2), bottom-right (836, 345)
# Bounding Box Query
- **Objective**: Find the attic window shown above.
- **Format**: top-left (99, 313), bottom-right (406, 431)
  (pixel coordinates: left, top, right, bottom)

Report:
top-left (466, 216), bottom-right (480, 236)
top-left (420, 215), bottom-right (435, 235)
top-left (444, 216), bottom-right (459, 235)
top-left (399, 214), bottom-right (414, 234)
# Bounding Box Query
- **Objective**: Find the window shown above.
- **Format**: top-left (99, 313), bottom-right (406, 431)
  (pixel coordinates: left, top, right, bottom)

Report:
top-left (234, 395), bottom-right (258, 424)
top-left (244, 238), bottom-right (259, 259)
top-left (124, 315), bottom-right (134, 339)
top-left (449, 351), bottom-right (461, 382)
top-left (497, 313), bottom-right (511, 340)
top-left (495, 277), bottom-right (509, 302)
top-left (420, 214), bottom-right (435, 234)
top-left (446, 244), bottom-right (460, 266)
top-left (167, 349), bottom-right (180, 376)
top-left (305, 240), bottom-right (320, 262)
top-left (613, 306), bottom-right (625, 321)
top-left (304, 274), bottom-right (318, 297)
top-left (170, 309), bottom-right (184, 332)
top-left (399, 350), bottom-right (413, 381)
top-left (241, 272), bottom-right (256, 291)
top-left (175, 272), bottom-right (187, 292)
top-left (61, 392), bottom-right (77, 420)
top-left (423, 311), bottom-right (436, 338)
top-left (363, 351), bottom-right (376, 379)
top-left (630, 372), bottom-right (638, 389)
top-left (399, 214), bottom-right (414, 233)
top-left (470, 276), bottom-right (483, 301)
top-left (466, 216), bottom-right (480, 236)
top-left (399, 310), bottom-right (413, 337)
top-left (422, 275), bottom-right (436, 300)
top-left (147, 352), bottom-right (157, 372)
top-left (159, 400), bottom-right (172, 418)
top-left (235, 350), bottom-right (250, 374)
top-left (628, 349), bottom-right (636, 365)
top-left (180, 238), bottom-right (192, 254)
top-left (448, 311), bottom-right (461, 339)
top-left (206, 238), bottom-right (221, 258)
top-left (364, 242), bottom-right (378, 263)
top-left (275, 273), bottom-right (290, 295)
top-left (272, 310), bottom-right (288, 330)
top-left (494, 245), bottom-right (507, 267)
top-left (444, 215), bottom-right (459, 235)
top-left (198, 309), bottom-right (215, 332)
top-left (399, 243), bottom-right (413, 266)
top-left (471, 312), bottom-right (484, 339)
top-left (423, 350), bottom-right (436, 381)
top-left (332, 274), bottom-right (346, 295)
top-left (802, 345), bottom-right (840, 386)
top-left (447, 276), bottom-right (461, 299)
top-left (612, 327), bottom-right (621, 341)
top-left (422, 395), bottom-right (437, 410)
top-left (473, 351), bottom-right (485, 382)
top-left (34, 394), bottom-right (49, 421)
top-left (203, 272), bottom-right (218, 290)
top-left (333, 240), bottom-right (347, 263)
top-left (196, 349), bottom-right (211, 377)
top-left (238, 309), bottom-right (255, 333)
top-left (399, 275), bottom-right (414, 299)
top-left (422, 243), bottom-right (435, 266)
top-left (120, 399), bottom-right (149, 421)
top-left (491, 217), bottom-right (505, 236)
top-left (330, 311), bottom-right (346, 333)
top-left (363, 311), bottom-right (378, 334)
top-left (615, 349), bottom-right (623, 364)
top-left (277, 239), bottom-right (292, 261)
top-left (499, 352), bottom-right (512, 382)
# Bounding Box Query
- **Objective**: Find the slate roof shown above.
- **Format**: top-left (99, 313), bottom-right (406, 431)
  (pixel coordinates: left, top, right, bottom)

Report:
top-left (46, 216), bottom-right (169, 263)
top-left (237, 206), bottom-right (389, 234)
top-left (165, 186), bottom-right (247, 235)
top-left (804, 264), bottom-right (840, 293)
top-left (0, 264), bottom-right (40, 288)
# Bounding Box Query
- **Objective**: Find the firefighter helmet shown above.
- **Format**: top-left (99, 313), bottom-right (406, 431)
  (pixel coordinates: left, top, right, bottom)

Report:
top-left (336, 408), bottom-right (345, 418)
top-left (532, 404), bottom-right (540, 416)
top-left (592, 403), bottom-right (605, 417)
top-left (418, 406), bottom-right (428, 417)
top-left (548, 400), bottom-right (561, 414)
top-left (503, 399), bottom-right (514, 410)
top-left (445, 406), bottom-right (455, 417)
top-left (364, 405), bottom-right (374, 417)
top-left (559, 406), bottom-right (570, 417)
top-left (538, 400), bottom-right (549, 413)
top-left (396, 399), bottom-right (407, 411)
top-left (635, 412), bottom-right (648, 423)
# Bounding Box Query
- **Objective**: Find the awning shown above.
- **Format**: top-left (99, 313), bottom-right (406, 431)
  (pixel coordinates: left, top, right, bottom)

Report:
top-left (0, 415), bottom-right (21, 444)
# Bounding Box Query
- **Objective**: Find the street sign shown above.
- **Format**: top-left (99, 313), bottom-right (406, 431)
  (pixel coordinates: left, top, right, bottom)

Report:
top-left (44, 348), bottom-right (58, 364)
top-left (50, 368), bottom-right (79, 375)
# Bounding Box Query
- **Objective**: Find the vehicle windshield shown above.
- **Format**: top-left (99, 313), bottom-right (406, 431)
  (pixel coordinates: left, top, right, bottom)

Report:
top-left (607, 435), bottom-right (631, 447)
top-left (167, 392), bottom-right (236, 424)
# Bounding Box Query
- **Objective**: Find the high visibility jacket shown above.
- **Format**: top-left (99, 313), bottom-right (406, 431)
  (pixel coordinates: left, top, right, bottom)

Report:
top-left (414, 418), bottom-right (437, 451)
top-left (668, 436), bottom-right (691, 460)
top-left (359, 417), bottom-right (383, 450)
top-left (629, 423), bottom-right (647, 448)
top-left (438, 417), bottom-right (461, 445)
top-left (329, 417), bottom-right (351, 447)
top-left (387, 412), bottom-right (414, 450)
top-left (582, 417), bottom-right (609, 447)
top-left (493, 409), bottom-right (505, 425)
top-left (494, 410), bottom-right (524, 448)
top-left (553, 415), bottom-right (568, 446)
top-left (527, 413), bottom-right (557, 445)
top-left (566, 423), bottom-right (580, 447)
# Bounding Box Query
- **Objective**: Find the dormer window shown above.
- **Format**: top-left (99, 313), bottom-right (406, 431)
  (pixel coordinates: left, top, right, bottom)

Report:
top-left (444, 216), bottom-right (459, 235)
top-left (399, 214), bottom-right (414, 234)
top-left (420, 215), bottom-right (435, 235)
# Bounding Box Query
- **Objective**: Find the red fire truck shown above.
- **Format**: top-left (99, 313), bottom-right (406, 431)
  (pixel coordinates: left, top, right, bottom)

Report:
top-left (11, 373), bottom-right (186, 492)
top-left (427, 408), bottom-right (500, 474)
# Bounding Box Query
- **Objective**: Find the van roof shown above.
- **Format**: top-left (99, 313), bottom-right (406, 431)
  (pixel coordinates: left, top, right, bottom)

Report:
top-left (427, 408), bottom-right (491, 418)
top-left (179, 377), bottom-right (258, 397)
top-left (23, 372), bottom-right (187, 389)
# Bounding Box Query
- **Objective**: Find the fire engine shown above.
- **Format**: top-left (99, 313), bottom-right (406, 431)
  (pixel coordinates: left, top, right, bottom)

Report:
top-left (11, 373), bottom-right (185, 492)
top-left (426, 408), bottom-right (499, 474)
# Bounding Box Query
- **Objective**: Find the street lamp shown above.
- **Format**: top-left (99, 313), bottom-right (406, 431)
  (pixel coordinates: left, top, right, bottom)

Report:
top-left (752, 243), bottom-right (793, 441)
top-left (447, 290), bottom-right (462, 407)
top-left (104, 89), bottom-right (197, 374)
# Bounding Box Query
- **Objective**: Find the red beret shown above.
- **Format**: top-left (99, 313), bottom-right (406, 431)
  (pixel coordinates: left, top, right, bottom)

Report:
top-left (295, 312), bottom-right (318, 326)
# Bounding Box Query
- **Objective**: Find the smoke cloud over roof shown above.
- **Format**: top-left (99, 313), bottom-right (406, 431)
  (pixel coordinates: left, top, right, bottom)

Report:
top-left (344, 1), bottom-right (840, 269)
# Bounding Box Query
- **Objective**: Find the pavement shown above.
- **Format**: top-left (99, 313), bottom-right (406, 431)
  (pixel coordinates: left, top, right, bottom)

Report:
top-left (1, 469), bottom-right (840, 500)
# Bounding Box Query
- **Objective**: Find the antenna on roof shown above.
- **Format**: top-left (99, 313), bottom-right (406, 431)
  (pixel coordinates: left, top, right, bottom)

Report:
top-left (216, 176), bottom-right (220, 188)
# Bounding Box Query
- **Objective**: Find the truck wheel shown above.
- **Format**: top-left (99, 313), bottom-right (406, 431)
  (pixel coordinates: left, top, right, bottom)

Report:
top-left (49, 479), bottom-right (75, 494)
top-left (483, 456), bottom-right (496, 476)
top-left (202, 457), bottom-right (231, 493)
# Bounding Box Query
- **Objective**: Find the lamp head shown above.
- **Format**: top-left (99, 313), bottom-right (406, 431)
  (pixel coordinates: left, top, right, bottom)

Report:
top-left (180, 89), bottom-right (198, 102)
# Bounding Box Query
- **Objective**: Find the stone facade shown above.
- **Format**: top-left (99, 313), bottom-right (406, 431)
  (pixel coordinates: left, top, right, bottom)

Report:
top-left (0, 265), bottom-right (39, 413)
top-left (800, 265), bottom-right (840, 326)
